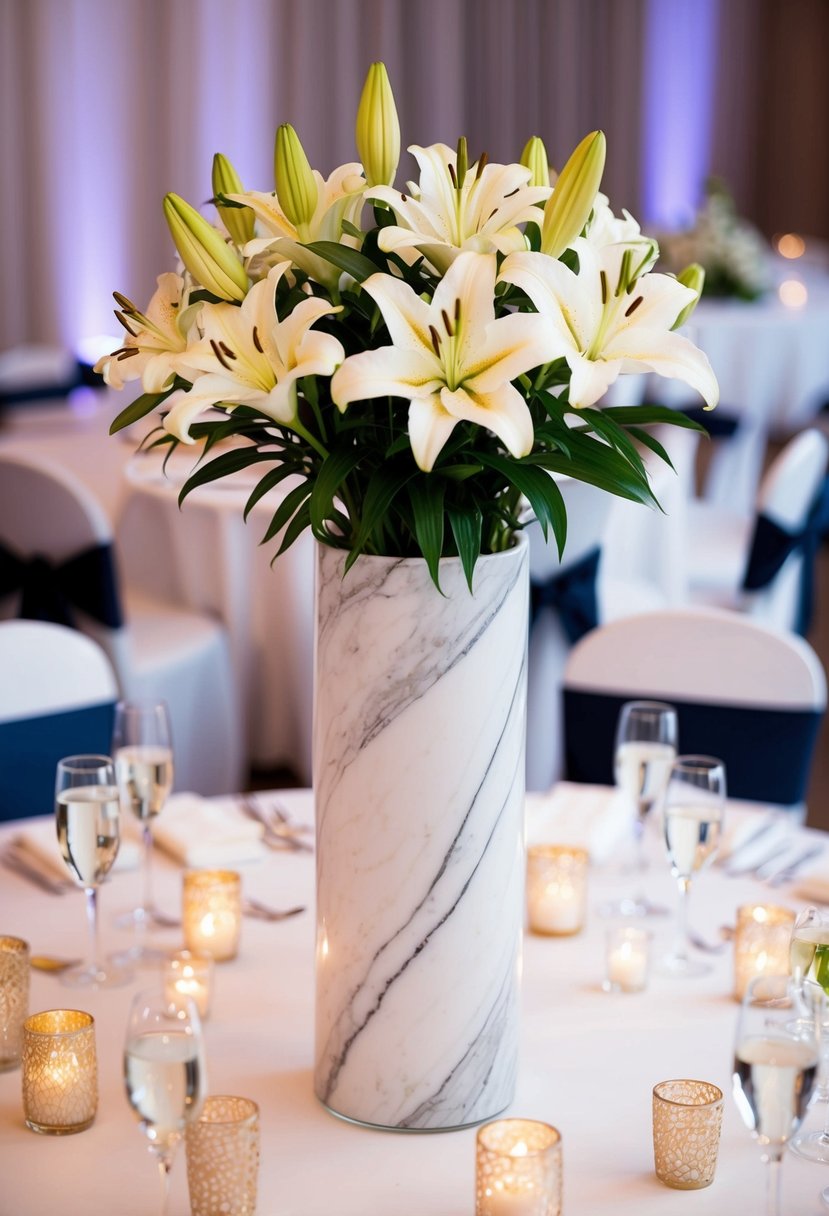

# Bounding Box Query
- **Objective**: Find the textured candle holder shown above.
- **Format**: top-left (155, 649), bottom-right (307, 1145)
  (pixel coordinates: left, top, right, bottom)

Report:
top-left (22, 1009), bottom-right (98, 1134)
top-left (603, 925), bottom-right (651, 993)
top-left (164, 950), bottom-right (214, 1019)
top-left (186, 1095), bottom-right (260, 1216)
top-left (0, 936), bottom-right (29, 1071)
top-left (733, 904), bottom-right (796, 1000)
top-left (183, 870), bottom-right (242, 962)
top-left (526, 845), bottom-right (588, 936)
top-left (652, 1079), bottom-right (723, 1190)
top-left (476, 1118), bottom-right (562, 1216)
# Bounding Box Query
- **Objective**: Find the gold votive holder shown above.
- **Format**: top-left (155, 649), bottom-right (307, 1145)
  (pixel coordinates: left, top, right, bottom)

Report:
top-left (183, 869), bottom-right (242, 962)
top-left (22, 1009), bottom-right (98, 1134)
top-left (476, 1118), bottom-right (562, 1216)
top-left (0, 936), bottom-right (30, 1071)
top-left (603, 925), bottom-right (651, 993)
top-left (733, 904), bottom-right (796, 1000)
top-left (526, 845), bottom-right (588, 936)
top-left (163, 950), bottom-right (214, 1019)
top-left (186, 1095), bottom-right (260, 1216)
top-left (652, 1079), bottom-right (723, 1190)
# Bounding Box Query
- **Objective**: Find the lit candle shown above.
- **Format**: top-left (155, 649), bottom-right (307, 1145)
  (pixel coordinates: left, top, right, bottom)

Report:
top-left (526, 846), bottom-right (588, 936)
top-left (22, 1010), bottom-right (98, 1134)
top-left (733, 904), bottom-right (795, 1000)
top-left (183, 869), bottom-right (242, 962)
top-left (604, 927), bottom-right (650, 993)
top-left (476, 1119), bottom-right (561, 1216)
top-left (163, 950), bottom-right (214, 1019)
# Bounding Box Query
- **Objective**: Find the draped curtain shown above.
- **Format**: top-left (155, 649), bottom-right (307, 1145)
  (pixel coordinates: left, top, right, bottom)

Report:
top-left (1, 0), bottom-right (827, 352)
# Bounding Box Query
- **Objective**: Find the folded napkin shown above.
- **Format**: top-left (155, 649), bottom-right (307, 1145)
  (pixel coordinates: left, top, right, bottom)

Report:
top-left (15, 818), bottom-right (140, 877)
top-left (526, 782), bottom-right (631, 865)
top-left (152, 794), bottom-right (265, 867)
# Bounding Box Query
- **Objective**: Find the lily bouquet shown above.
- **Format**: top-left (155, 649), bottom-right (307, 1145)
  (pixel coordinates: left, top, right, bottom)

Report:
top-left (99, 63), bottom-right (718, 587)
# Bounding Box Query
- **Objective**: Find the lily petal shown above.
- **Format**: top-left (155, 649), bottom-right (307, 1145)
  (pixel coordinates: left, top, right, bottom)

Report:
top-left (440, 380), bottom-right (534, 458)
top-left (408, 392), bottom-right (460, 471)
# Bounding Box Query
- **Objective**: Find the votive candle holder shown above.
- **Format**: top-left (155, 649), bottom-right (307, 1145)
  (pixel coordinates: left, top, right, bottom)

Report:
top-left (604, 925), bottom-right (650, 993)
top-left (183, 869), bottom-right (242, 962)
top-left (526, 845), bottom-right (588, 936)
top-left (652, 1079), bottom-right (723, 1189)
top-left (476, 1118), bottom-right (562, 1216)
top-left (22, 1009), bottom-right (98, 1134)
top-left (733, 904), bottom-right (796, 1000)
top-left (0, 936), bottom-right (30, 1071)
top-left (163, 950), bottom-right (214, 1019)
top-left (186, 1095), bottom-right (260, 1216)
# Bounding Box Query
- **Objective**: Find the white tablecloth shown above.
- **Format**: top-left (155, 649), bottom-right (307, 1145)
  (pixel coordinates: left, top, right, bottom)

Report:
top-left (2, 788), bottom-right (829, 1215)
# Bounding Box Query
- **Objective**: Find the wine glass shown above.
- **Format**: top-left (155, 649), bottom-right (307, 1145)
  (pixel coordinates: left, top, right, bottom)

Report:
top-left (124, 987), bottom-right (206, 1216)
top-left (55, 754), bottom-right (132, 988)
top-left (733, 974), bottom-right (820, 1216)
top-left (610, 699), bottom-right (677, 916)
top-left (660, 754), bottom-right (726, 976)
top-left (787, 907), bottom-right (829, 1174)
top-left (113, 700), bottom-right (175, 949)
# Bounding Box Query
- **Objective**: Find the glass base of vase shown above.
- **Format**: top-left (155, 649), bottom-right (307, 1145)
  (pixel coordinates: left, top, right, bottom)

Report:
top-left (317, 1095), bottom-right (510, 1135)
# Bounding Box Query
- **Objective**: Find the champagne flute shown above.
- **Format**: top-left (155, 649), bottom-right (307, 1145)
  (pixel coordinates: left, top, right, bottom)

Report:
top-left (660, 755), bottom-right (726, 976)
top-left (113, 700), bottom-right (174, 946)
top-left (787, 907), bottom-right (829, 1168)
top-left (733, 974), bottom-right (820, 1216)
top-left (55, 754), bottom-right (132, 988)
top-left (611, 699), bottom-right (677, 916)
top-left (124, 987), bottom-right (206, 1216)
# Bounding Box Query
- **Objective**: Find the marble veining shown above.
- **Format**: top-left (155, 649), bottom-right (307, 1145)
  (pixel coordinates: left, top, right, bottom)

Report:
top-left (313, 539), bottom-right (528, 1129)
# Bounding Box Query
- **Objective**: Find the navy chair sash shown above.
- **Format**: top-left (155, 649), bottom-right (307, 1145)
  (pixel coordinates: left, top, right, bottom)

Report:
top-left (0, 701), bottom-right (116, 821)
top-left (530, 547), bottom-right (601, 645)
top-left (0, 540), bottom-right (123, 630)
top-left (563, 687), bottom-right (822, 807)
top-left (742, 477), bottom-right (829, 636)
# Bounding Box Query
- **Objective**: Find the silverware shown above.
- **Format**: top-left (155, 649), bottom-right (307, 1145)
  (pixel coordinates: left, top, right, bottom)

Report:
top-left (720, 818), bottom-right (780, 873)
top-left (726, 840), bottom-right (792, 879)
top-left (766, 844), bottom-right (825, 888)
top-left (238, 798), bottom-right (314, 853)
top-left (0, 843), bottom-right (72, 894)
top-left (30, 955), bottom-right (83, 974)
top-left (243, 899), bottom-right (306, 922)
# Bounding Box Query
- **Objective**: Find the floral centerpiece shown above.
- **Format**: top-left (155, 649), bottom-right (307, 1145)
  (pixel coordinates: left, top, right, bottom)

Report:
top-left (657, 178), bottom-right (772, 302)
top-left (97, 64), bottom-right (719, 1133)
top-left (99, 64), bottom-right (717, 587)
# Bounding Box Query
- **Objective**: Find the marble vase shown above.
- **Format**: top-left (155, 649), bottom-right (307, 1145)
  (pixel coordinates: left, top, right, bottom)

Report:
top-left (312, 535), bottom-right (528, 1131)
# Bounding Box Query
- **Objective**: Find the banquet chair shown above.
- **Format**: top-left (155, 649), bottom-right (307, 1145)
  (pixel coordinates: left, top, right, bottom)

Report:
top-left (0, 448), bottom-right (244, 794)
top-left (0, 620), bottom-right (118, 820)
top-left (562, 606), bottom-right (826, 815)
top-left (685, 427), bottom-right (829, 635)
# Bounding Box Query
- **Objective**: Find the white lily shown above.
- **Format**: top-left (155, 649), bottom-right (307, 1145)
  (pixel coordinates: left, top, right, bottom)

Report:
top-left (163, 262), bottom-right (344, 443)
top-left (94, 273), bottom-right (200, 393)
top-left (499, 239), bottom-right (719, 410)
top-left (331, 251), bottom-right (560, 472)
top-left (584, 191), bottom-right (647, 250)
top-left (370, 143), bottom-right (551, 275)
top-left (229, 163), bottom-right (366, 290)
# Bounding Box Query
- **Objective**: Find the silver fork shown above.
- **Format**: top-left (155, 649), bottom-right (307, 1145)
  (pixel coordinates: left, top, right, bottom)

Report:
top-left (238, 798), bottom-right (313, 852)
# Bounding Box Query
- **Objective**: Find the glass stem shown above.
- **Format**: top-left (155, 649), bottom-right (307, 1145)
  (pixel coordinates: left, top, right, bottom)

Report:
top-left (632, 801), bottom-right (650, 900)
top-left (672, 877), bottom-right (691, 962)
top-left (156, 1152), bottom-right (173, 1216)
top-left (142, 822), bottom-right (154, 916)
top-left (766, 1154), bottom-right (782, 1216)
top-left (84, 886), bottom-right (100, 976)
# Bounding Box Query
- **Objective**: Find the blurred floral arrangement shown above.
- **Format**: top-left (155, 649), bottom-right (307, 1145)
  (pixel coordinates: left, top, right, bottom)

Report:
top-left (97, 63), bottom-right (717, 587)
top-left (658, 179), bottom-right (772, 302)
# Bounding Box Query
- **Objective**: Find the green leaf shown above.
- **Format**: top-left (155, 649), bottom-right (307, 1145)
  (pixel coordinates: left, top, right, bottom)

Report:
top-left (526, 447), bottom-right (658, 508)
top-left (408, 477), bottom-right (446, 590)
top-left (438, 463), bottom-right (485, 482)
top-left (304, 240), bottom-right (380, 283)
top-left (274, 500), bottom-right (312, 559)
top-left (626, 426), bottom-right (675, 470)
top-left (110, 389), bottom-right (173, 435)
top-left (244, 464), bottom-right (302, 521)
top-left (476, 454), bottom-right (567, 557)
top-left (177, 449), bottom-right (277, 507)
top-left (577, 408), bottom-right (647, 478)
top-left (260, 482), bottom-right (312, 545)
top-left (345, 464), bottom-right (415, 569)
top-left (309, 445), bottom-right (364, 539)
top-left (448, 506), bottom-right (483, 591)
top-left (602, 404), bottom-right (708, 432)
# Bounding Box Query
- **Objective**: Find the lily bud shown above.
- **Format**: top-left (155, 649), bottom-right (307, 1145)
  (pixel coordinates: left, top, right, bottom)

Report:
top-left (163, 193), bottom-right (248, 302)
top-left (540, 130), bottom-right (606, 258)
top-left (356, 62), bottom-right (401, 188)
top-left (212, 153), bottom-right (255, 247)
top-left (520, 136), bottom-right (550, 188)
top-left (672, 263), bottom-right (706, 330)
top-left (274, 124), bottom-right (318, 233)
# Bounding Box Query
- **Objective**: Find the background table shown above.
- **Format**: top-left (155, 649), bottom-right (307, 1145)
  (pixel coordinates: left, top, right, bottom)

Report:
top-left (2, 789), bottom-right (829, 1214)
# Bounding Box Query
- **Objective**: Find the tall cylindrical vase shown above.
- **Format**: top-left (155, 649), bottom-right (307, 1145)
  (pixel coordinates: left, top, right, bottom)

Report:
top-left (313, 535), bottom-right (528, 1131)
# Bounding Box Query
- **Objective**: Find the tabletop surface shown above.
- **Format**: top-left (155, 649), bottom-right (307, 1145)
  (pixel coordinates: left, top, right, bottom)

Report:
top-left (2, 788), bottom-right (829, 1215)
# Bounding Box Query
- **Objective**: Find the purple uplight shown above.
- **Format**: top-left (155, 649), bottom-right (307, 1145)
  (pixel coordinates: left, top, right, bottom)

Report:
top-left (641, 0), bottom-right (720, 229)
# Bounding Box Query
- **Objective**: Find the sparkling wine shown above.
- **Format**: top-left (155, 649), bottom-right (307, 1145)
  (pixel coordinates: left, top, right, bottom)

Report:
top-left (733, 1035), bottom-right (818, 1146)
top-left (115, 745), bottom-right (174, 821)
top-left (614, 741), bottom-right (676, 816)
top-left (124, 1030), bottom-right (203, 1148)
top-left (56, 785), bottom-right (120, 885)
top-left (664, 804), bottom-right (722, 878)
top-left (790, 926), bottom-right (829, 992)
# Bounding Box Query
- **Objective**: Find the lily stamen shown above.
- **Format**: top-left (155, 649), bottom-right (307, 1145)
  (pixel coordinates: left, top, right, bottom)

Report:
top-left (600, 271), bottom-right (607, 305)
top-left (475, 152), bottom-right (488, 181)
top-left (624, 295), bottom-right (644, 317)
top-left (252, 327), bottom-right (264, 353)
top-left (210, 338), bottom-right (235, 371)
top-left (219, 341), bottom-right (237, 360)
top-left (429, 324), bottom-right (442, 355)
top-left (441, 309), bottom-right (454, 337)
